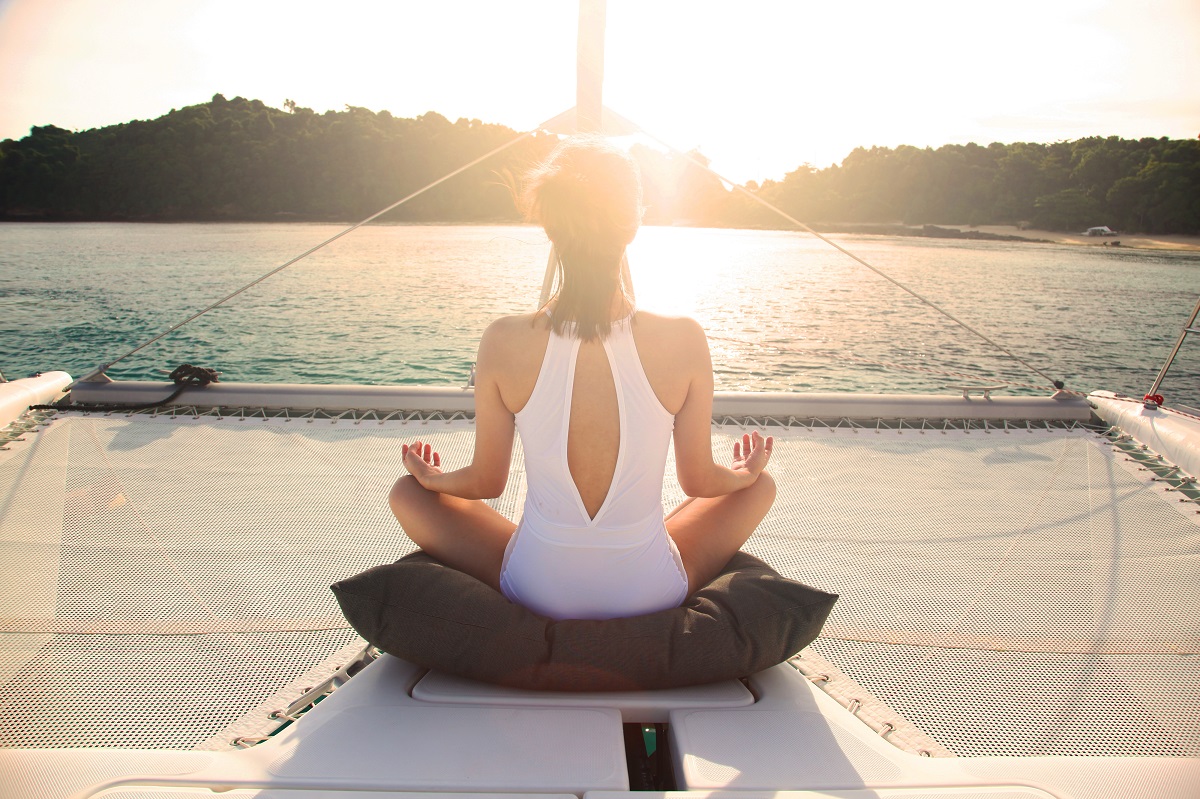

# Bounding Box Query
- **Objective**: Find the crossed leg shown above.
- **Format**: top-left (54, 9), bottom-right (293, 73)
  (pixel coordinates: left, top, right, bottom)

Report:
top-left (388, 469), bottom-right (776, 600)
top-left (387, 475), bottom-right (515, 593)
top-left (666, 471), bottom-right (777, 594)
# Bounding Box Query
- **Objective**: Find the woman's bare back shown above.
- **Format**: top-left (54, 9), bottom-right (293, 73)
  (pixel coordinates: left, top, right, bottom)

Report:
top-left (491, 311), bottom-right (699, 519)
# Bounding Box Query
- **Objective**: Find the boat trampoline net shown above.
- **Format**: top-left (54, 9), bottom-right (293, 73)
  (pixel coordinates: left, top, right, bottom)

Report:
top-left (0, 411), bottom-right (1197, 756)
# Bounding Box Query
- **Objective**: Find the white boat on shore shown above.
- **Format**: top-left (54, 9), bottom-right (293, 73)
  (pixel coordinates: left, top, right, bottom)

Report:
top-left (2, 3), bottom-right (1199, 796)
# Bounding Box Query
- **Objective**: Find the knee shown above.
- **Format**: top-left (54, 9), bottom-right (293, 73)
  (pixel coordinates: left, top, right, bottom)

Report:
top-left (388, 475), bottom-right (425, 522)
top-left (388, 475), bottom-right (435, 548)
top-left (751, 470), bottom-right (777, 510)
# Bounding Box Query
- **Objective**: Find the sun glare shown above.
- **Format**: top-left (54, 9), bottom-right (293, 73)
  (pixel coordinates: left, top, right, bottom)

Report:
top-left (627, 229), bottom-right (719, 318)
top-left (601, 0), bottom-right (1199, 182)
top-left (0, 0), bottom-right (1197, 185)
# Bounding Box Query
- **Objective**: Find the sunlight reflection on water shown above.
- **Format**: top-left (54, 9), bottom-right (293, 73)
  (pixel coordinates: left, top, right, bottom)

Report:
top-left (1, 222), bottom-right (1197, 405)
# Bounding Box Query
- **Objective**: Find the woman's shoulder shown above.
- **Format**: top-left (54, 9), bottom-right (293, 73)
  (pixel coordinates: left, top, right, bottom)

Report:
top-left (631, 311), bottom-right (709, 371)
top-left (633, 310), bottom-right (707, 345)
top-left (478, 312), bottom-right (549, 359)
top-left (482, 311), bottom-right (550, 339)
top-left (484, 311), bottom-right (546, 333)
top-left (628, 312), bottom-right (709, 411)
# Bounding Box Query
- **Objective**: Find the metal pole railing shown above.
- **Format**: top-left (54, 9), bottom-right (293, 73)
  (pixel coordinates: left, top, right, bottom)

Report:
top-left (1146, 294), bottom-right (1200, 400)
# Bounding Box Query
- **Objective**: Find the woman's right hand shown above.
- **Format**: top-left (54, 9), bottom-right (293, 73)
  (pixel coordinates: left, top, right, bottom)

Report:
top-left (401, 439), bottom-right (443, 490)
top-left (731, 431), bottom-right (774, 480)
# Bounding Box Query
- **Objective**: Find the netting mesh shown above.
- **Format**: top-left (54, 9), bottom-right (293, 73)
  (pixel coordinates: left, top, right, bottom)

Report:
top-left (0, 630), bottom-right (358, 749)
top-left (0, 414), bottom-right (449, 749)
top-left (736, 425), bottom-right (1200, 758)
top-left (0, 413), bottom-right (1197, 756)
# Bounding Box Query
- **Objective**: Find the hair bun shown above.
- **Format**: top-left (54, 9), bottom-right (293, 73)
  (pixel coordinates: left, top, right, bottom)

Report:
top-left (523, 137), bottom-right (642, 245)
top-left (521, 136), bottom-right (643, 341)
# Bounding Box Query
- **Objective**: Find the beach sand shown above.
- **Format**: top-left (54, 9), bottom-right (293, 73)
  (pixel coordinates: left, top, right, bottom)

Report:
top-left (972, 225), bottom-right (1200, 252)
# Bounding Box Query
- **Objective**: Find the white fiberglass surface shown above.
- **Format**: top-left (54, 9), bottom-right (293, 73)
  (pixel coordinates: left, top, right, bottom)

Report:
top-left (0, 412), bottom-right (1197, 756)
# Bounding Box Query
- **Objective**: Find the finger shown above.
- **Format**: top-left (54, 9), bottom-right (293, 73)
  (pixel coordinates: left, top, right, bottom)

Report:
top-left (422, 443), bottom-right (432, 463)
top-left (432, 451), bottom-right (441, 468)
top-left (733, 440), bottom-right (742, 460)
top-left (765, 435), bottom-right (774, 452)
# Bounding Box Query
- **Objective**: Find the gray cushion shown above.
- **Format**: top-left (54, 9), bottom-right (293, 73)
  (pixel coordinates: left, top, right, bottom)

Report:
top-left (331, 550), bottom-right (836, 692)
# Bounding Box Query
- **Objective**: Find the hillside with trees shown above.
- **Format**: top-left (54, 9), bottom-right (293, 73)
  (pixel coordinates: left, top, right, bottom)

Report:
top-left (1, 96), bottom-right (1197, 233)
top-left (740, 137), bottom-right (1200, 234)
top-left (0, 95), bottom-right (555, 222)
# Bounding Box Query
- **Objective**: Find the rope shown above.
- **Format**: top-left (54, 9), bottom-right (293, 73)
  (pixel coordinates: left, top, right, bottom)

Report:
top-left (168, 363), bottom-right (220, 387)
top-left (34, 362), bottom-right (220, 412)
top-left (621, 124), bottom-right (1068, 392)
top-left (96, 125), bottom-right (544, 374)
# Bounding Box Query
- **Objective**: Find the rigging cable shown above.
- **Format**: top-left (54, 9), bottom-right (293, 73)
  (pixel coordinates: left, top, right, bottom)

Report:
top-left (627, 124), bottom-right (1068, 392)
top-left (705, 334), bottom-right (1080, 396)
top-left (89, 124), bottom-right (545, 377)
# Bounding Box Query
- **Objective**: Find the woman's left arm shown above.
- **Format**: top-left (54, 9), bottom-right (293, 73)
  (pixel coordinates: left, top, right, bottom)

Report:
top-left (401, 322), bottom-right (516, 499)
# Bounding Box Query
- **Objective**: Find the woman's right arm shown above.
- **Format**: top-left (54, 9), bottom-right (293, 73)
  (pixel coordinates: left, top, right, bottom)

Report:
top-left (399, 319), bottom-right (516, 499)
top-left (671, 318), bottom-right (773, 498)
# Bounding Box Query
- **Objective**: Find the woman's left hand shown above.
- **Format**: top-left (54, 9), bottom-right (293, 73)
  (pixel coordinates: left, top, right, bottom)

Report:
top-left (731, 430), bottom-right (773, 479)
top-left (401, 439), bottom-right (443, 489)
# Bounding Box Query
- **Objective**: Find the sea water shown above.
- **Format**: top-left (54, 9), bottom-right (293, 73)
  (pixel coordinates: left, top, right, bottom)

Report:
top-left (1, 222), bottom-right (1197, 406)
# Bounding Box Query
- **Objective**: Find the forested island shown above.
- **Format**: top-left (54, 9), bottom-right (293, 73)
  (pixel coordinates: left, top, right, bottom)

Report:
top-left (1, 95), bottom-right (1197, 234)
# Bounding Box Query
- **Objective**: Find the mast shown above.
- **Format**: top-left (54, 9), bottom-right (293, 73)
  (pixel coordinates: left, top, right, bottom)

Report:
top-left (539, 0), bottom-right (619, 310)
top-left (576, 0), bottom-right (606, 133)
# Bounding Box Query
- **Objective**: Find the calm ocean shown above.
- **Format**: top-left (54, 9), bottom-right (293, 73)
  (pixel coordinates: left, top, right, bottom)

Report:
top-left (1, 222), bottom-right (1198, 406)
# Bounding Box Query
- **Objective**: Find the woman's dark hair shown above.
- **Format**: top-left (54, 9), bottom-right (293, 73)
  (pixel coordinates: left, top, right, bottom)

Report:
top-left (522, 136), bottom-right (643, 341)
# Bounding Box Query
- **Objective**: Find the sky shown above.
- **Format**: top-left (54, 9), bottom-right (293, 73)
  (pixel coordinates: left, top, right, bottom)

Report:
top-left (1, 0), bottom-right (1198, 184)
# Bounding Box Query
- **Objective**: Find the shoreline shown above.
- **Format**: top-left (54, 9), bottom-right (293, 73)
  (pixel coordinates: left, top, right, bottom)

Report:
top-left (969, 225), bottom-right (1200, 252)
top-left (2, 216), bottom-right (1198, 252)
top-left (795, 222), bottom-right (1200, 252)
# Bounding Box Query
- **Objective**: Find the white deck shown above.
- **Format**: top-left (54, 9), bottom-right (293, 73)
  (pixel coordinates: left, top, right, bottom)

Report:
top-left (4, 657), bottom-right (1198, 798)
top-left (1, 399), bottom-right (1199, 797)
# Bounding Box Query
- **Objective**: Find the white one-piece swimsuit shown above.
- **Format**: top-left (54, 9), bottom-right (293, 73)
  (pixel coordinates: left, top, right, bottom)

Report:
top-left (499, 314), bottom-right (689, 620)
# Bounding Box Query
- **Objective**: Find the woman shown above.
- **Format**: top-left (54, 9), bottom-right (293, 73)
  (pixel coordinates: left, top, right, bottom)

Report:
top-left (389, 137), bottom-right (775, 620)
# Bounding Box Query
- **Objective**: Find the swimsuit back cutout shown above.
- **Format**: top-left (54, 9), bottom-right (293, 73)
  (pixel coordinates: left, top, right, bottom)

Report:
top-left (501, 313), bottom-right (686, 620)
top-left (515, 313), bottom-right (675, 530)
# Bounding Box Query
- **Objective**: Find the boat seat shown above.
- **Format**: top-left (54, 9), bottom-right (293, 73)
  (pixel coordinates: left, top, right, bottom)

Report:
top-left (412, 669), bottom-right (754, 722)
